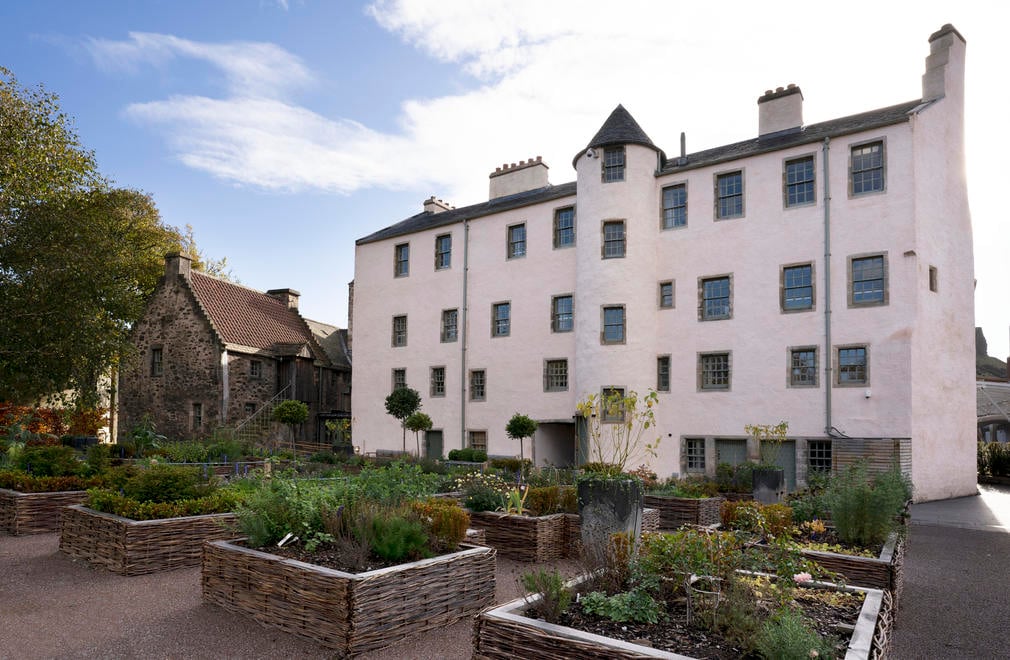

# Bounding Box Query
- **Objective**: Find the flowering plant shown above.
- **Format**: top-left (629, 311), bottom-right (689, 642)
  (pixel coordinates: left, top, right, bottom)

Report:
top-left (454, 471), bottom-right (511, 512)
top-left (499, 484), bottom-right (529, 515)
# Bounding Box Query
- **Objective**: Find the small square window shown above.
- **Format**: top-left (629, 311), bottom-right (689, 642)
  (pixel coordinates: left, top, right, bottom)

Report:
top-left (392, 368), bottom-right (407, 391)
top-left (851, 141), bottom-right (884, 195)
top-left (507, 224), bottom-right (526, 259)
top-left (715, 171), bottom-right (744, 219)
top-left (789, 348), bottom-right (818, 387)
top-left (602, 220), bottom-right (626, 259)
top-left (784, 156), bottom-right (815, 207)
top-left (685, 438), bottom-right (706, 471)
top-left (469, 370), bottom-right (486, 401)
top-left (430, 366), bottom-right (446, 397)
top-left (837, 346), bottom-right (868, 385)
top-left (394, 243), bottom-right (409, 277)
top-left (657, 356), bottom-right (671, 392)
top-left (601, 387), bottom-right (626, 422)
top-left (849, 255), bottom-right (887, 306)
top-left (662, 184), bottom-right (687, 229)
top-left (250, 360), bottom-right (263, 378)
top-left (150, 347), bottom-right (163, 377)
top-left (391, 315), bottom-right (408, 347)
top-left (192, 402), bottom-right (203, 430)
top-left (699, 352), bottom-right (730, 391)
top-left (435, 234), bottom-right (451, 270)
top-left (601, 305), bottom-right (625, 344)
top-left (659, 281), bottom-right (674, 309)
top-left (551, 295), bottom-right (573, 333)
top-left (492, 302), bottom-right (511, 337)
top-left (782, 264), bottom-right (814, 311)
top-left (544, 359), bottom-right (568, 392)
top-left (468, 430), bottom-right (487, 452)
top-left (441, 309), bottom-right (458, 343)
top-left (700, 276), bottom-right (731, 320)
top-left (554, 207), bottom-right (575, 248)
top-left (808, 440), bottom-right (832, 474)
top-left (602, 147), bottom-right (625, 182)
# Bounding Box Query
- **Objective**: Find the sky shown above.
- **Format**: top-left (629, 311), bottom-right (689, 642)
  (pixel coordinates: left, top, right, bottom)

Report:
top-left (2, 0), bottom-right (1008, 359)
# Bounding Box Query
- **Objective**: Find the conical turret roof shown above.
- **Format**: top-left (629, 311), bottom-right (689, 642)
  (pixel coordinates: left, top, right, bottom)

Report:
top-left (573, 104), bottom-right (663, 166)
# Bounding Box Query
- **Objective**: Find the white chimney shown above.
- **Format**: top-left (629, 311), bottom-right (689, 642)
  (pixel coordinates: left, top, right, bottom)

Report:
top-left (758, 84), bottom-right (803, 136)
top-left (423, 196), bottom-right (453, 214)
top-left (922, 24), bottom-right (966, 103)
top-left (488, 156), bottom-right (549, 199)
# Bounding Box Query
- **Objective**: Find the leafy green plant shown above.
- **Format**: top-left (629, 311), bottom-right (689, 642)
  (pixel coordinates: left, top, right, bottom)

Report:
top-left (505, 413), bottom-right (538, 464)
top-left (129, 415), bottom-right (165, 458)
top-left (755, 608), bottom-right (838, 660)
top-left (650, 475), bottom-right (720, 498)
top-left (499, 485), bottom-right (530, 515)
top-left (447, 447), bottom-right (487, 462)
top-left (0, 470), bottom-right (102, 493)
top-left (455, 471), bottom-right (510, 512)
top-left (521, 568), bottom-right (571, 624)
top-left (404, 411), bottom-right (432, 457)
top-left (122, 464), bottom-right (204, 503)
top-left (369, 513), bottom-right (430, 562)
top-left (160, 441), bottom-right (210, 463)
top-left (825, 464), bottom-right (908, 547)
top-left (409, 497), bottom-right (470, 552)
top-left (83, 443), bottom-right (111, 476)
top-left (17, 443), bottom-right (79, 476)
top-left (581, 589), bottom-right (663, 624)
top-left (525, 485), bottom-right (577, 516)
top-left (85, 487), bottom-right (242, 521)
top-left (576, 389), bottom-right (660, 472)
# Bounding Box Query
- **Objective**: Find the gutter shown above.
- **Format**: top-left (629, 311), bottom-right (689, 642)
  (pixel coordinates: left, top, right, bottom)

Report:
top-left (460, 220), bottom-right (471, 450)
top-left (822, 137), bottom-right (833, 436)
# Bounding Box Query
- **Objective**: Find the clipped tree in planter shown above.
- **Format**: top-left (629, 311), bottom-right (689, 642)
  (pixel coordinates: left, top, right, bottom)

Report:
top-left (405, 412), bottom-right (433, 457)
top-left (273, 400), bottom-right (309, 453)
top-left (505, 413), bottom-right (538, 466)
top-left (745, 421), bottom-right (789, 503)
top-left (385, 387), bottom-right (421, 454)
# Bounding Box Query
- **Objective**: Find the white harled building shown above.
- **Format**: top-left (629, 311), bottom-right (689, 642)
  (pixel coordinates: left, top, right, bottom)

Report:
top-left (352, 25), bottom-right (974, 502)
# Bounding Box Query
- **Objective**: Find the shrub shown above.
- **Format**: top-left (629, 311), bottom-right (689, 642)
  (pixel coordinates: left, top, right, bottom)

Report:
top-left (85, 487), bottom-right (242, 521)
top-left (369, 513), bottom-right (430, 562)
top-left (525, 485), bottom-right (578, 516)
top-left (352, 461), bottom-right (442, 504)
top-left (754, 608), bottom-right (838, 660)
top-left (581, 589), bottom-right (663, 624)
top-left (447, 447), bottom-right (487, 462)
top-left (489, 457), bottom-right (527, 473)
top-left (205, 438), bottom-right (246, 462)
top-left (579, 462), bottom-right (623, 477)
top-left (521, 568), bottom-right (571, 624)
top-left (409, 497), bottom-right (470, 552)
top-left (236, 478), bottom-right (340, 548)
top-left (308, 451), bottom-right (340, 464)
top-left (0, 470), bottom-right (102, 493)
top-left (83, 444), bottom-right (111, 476)
top-left (651, 474), bottom-right (719, 498)
top-left (160, 441), bottom-right (210, 463)
top-left (979, 441), bottom-right (1010, 478)
top-left (639, 529), bottom-right (743, 584)
top-left (17, 443), bottom-right (79, 477)
top-left (122, 464), bottom-right (203, 503)
top-left (715, 462), bottom-right (754, 493)
top-left (825, 464), bottom-right (908, 547)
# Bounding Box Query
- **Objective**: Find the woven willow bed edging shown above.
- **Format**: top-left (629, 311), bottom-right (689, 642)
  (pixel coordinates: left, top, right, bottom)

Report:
top-left (58, 505), bottom-right (237, 575)
top-left (794, 531), bottom-right (904, 599)
top-left (473, 573), bottom-right (887, 660)
top-left (202, 539), bottom-right (496, 656)
top-left (0, 488), bottom-right (87, 535)
top-left (643, 495), bottom-right (724, 528)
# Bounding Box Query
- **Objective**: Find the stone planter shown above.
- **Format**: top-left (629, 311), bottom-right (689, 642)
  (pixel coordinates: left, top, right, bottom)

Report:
top-left (469, 511), bottom-right (568, 561)
top-left (59, 505), bottom-right (237, 575)
top-left (643, 494), bottom-right (724, 528)
top-left (473, 573), bottom-right (893, 659)
top-left (202, 539), bottom-right (495, 656)
top-left (0, 488), bottom-right (87, 535)
top-left (752, 467), bottom-right (785, 504)
top-left (577, 478), bottom-right (643, 552)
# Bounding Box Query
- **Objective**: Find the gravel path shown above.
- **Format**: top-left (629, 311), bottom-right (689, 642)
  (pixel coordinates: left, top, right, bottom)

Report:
top-left (0, 532), bottom-right (577, 659)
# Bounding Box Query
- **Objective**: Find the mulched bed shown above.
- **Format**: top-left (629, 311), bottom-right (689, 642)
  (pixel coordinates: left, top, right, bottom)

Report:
top-left (538, 585), bottom-right (864, 659)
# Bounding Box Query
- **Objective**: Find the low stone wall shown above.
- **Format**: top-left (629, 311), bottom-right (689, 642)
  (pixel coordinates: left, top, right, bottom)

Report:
top-left (203, 539), bottom-right (496, 656)
top-left (0, 489), bottom-right (87, 535)
top-left (59, 505), bottom-right (237, 575)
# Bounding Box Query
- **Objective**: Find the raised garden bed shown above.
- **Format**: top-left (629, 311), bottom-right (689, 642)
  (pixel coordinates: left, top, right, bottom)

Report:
top-left (795, 531), bottom-right (906, 605)
top-left (203, 539), bottom-right (495, 655)
top-left (0, 488), bottom-right (87, 535)
top-left (472, 509), bottom-right (660, 562)
top-left (59, 505), bottom-right (237, 575)
top-left (473, 574), bottom-right (893, 659)
top-left (643, 494), bottom-right (723, 528)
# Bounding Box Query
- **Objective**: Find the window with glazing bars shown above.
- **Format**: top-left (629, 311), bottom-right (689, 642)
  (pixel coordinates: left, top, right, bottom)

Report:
top-left (552, 295), bottom-right (573, 332)
top-left (783, 264), bottom-right (813, 310)
top-left (716, 171), bottom-right (743, 218)
top-left (790, 348), bottom-right (817, 387)
top-left (392, 368), bottom-right (407, 391)
top-left (441, 309), bottom-right (458, 342)
top-left (657, 356), bottom-right (670, 391)
top-left (602, 220), bottom-right (625, 258)
top-left (508, 224), bottom-right (526, 258)
top-left (430, 366), bottom-right (445, 397)
top-left (659, 281), bottom-right (674, 309)
top-left (468, 430), bottom-right (487, 452)
top-left (808, 440), bottom-right (832, 473)
top-left (851, 256), bottom-right (885, 305)
top-left (192, 402), bottom-right (202, 430)
top-left (391, 315), bottom-right (407, 347)
top-left (435, 234), bottom-right (451, 269)
top-left (700, 353), bottom-right (730, 390)
top-left (662, 184), bottom-right (687, 229)
top-left (394, 243), bottom-right (409, 277)
top-left (554, 207), bottom-right (575, 248)
top-left (785, 157), bottom-right (815, 206)
top-left (851, 141), bottom-right (884, 194)
top-left (701, 277), bottom-right (731, 319)
top-left (469, 370), bottom-right (486, 401)
top-left (492, 302), bottom-right (510, 337)
top-left (685, 438), bottom-right (706, 470)
top-left (151, 347), bottom-right (163, 376)
top-left (837, 347), bottom-right (867, 384)
top-left (603, 147), bottom-right (625, 182)
top-left (544, 359), bottom-right (568, 392)
top-left (602, 306), bottom-right (625, 343)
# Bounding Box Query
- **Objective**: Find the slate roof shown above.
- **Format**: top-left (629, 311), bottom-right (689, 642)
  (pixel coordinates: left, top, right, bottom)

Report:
top-left (978, 382), bottom-right (1010, 420)
top-left (658, 99), bottom-right (925, 175)
top-left (358, 98), bottom-right (927, 246)
top-left (305, 319), bottom-right (352, 369)
top-left (188, 272), bottom-right (316, 353)
top-left (356, 182), bottom-right (577, 245)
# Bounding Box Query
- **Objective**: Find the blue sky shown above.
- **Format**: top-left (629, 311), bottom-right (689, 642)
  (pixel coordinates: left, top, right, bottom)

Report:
top-left (2, 1), bottom-right (1007, 359)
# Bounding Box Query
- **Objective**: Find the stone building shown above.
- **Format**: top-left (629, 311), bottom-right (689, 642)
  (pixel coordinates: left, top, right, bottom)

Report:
top-left (351, 25), bottom-right (974, 502)
top-left (118, 253), bottom-right (351, 444)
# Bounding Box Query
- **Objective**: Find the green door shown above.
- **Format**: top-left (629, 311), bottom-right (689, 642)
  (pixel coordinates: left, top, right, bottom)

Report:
top-left (715, 438), bottom-right (747, 467)
top-left (763, 440), bottom-right (797, 492)
top-left (424, 430), bottom-right (444, 460)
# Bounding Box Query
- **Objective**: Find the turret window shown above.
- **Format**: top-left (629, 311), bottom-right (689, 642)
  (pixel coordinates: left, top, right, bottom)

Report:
top-left (602, 147), bottom-right (625, 182)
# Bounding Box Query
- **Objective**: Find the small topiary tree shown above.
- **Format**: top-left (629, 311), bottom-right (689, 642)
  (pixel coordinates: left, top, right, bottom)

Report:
top-left (384, 387), bottom-right (421, 453)
top-left (273, 400), bottom-right (309, 453)
top-left (506, 413), bottom-right (538, 465)
top-left (405, 411), bottom-right (433, 457)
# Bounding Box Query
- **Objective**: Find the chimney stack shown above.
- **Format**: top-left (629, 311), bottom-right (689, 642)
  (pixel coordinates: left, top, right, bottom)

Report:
top-left (488, 156), bottom-right (549, 200)
top-left (266, 288), bottom-right (300, 309)
top-left (758, 84), bottom-right (803, 136)
top-left (165, 252), bottom-right (192, 280)
top-left (922, 24), bottom-right (966, 103)
top-left (423, 196), bottom-right (454, 214)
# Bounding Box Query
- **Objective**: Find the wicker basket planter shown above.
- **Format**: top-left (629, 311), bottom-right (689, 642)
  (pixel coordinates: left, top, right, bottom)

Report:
top-left (474, 574), bottom-right (893, 659)
top-left (794, 531), bottom-right (906, 604)
top-left (202, 539), bottom-right (496, 655)
top-left (643, 494), bottom-right (724, 529)
top-left (469, 511), bottom-right (567, 561)
top-left (59, 505), bottom-right (237, 575)
top-left (0, 488), bottom-right (87, 535)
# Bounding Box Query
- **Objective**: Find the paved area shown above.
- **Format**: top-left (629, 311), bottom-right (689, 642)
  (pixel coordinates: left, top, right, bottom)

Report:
top-left (890, 483), bottom-right (1010, 659)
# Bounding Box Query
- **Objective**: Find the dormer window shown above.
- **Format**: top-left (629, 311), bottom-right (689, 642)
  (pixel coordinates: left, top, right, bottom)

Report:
top-left (602, 147), bottom-right (625, 182)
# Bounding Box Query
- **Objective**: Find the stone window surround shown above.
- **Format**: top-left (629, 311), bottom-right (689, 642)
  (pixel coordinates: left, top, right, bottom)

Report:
top-left (543, 358), bottom-right (568, 392)
top-left (441, 308), bottom-right (458, 343)
top-left (553, 205), bottom-right (576, 249)
top-left (834, 344), bottom-right (870, 387)
top-left (550, 293), bottom-right (574, 333)
top-left (391, 368), bottom-right (407, 392)
top-left (660, 181), bottom-right (688, 230)
top-left (847, 252), bottom-right (889, 308)
top-left (601, 219), bottom-right (626, 259)
top-left (191, 402), bottom-right (203, 430)
top-left (434, 234), bottom-right (452, 270)
top-left (468, 429), bottom-right (488, 452)
top-left (787, 345), bottom-right (819, 388)
top-left (782, 152), bottom-right (817, 208)
top-left (697, 351), bottom-right (732, 392)
top-left (657, 355), bottom-right (671, 392)
top-left (150, 345), bottom-right (164, 377)
top-left (600, 385), bottom-right (627, 423)
top-left (249, 359), bottom-right (263, 378)
top-left (506, 223), bottom-right (526, 260)
top-left (600, 304), bottom-right (626, 345)
top-left (684, 437), bottom-right (706, 472)
top-left (698, 273), bottom-right (733, 321)
top-left (780, 261), bottom-right (816, 313)
top-left (848, 137), bottom-right (887, 198)
top-left (393, 242), bottom-right (409, 278)
top-left (713, 168), bottom-right (745, 220)
top-left (391, 314), bottom-right (408, 347)
top-left (491, 301), bottom-right (511, 338)
top-left (602, 146), bottom-right (625, 183)
top-left (469, 369), bottom-right (486, 401)
top-left (659, 280), bottom-right (675, 309)
top-left (430, 366), bottom-right (446, 398)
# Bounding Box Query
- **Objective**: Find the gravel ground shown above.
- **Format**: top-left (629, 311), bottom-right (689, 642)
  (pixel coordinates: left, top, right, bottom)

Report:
top-left (0, 533), bottom-right (578, 660)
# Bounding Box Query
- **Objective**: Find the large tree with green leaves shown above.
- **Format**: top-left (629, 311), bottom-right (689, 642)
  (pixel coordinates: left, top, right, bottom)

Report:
top-left (0, 67), bottom-right (218, 405)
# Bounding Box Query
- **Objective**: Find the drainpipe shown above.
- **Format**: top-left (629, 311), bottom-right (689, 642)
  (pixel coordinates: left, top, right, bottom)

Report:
top-left (822, 137), bottom-right (833, 436)
top-left (460, 220), bottom-right (471, 450)
top-left (220, 349), bottom-right (229, 424)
